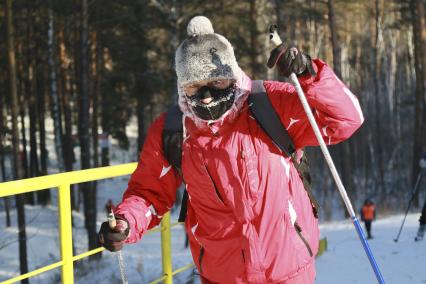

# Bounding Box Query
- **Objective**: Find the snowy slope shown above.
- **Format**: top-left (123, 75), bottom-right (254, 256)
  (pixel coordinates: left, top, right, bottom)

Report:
top-left (317, 215), bottom-right (426, 284)
top-left (1, 203), bottom-right (425, 283)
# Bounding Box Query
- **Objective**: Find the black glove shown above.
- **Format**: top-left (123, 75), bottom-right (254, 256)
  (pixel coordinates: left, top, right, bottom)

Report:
top-left (98, 217), bottom-right (129, 252)
top-left (267, 44), bottom-right (316, 77)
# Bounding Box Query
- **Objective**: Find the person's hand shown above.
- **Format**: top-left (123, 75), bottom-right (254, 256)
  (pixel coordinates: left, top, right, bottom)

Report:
top-left (98, 217), bottom-right (129, 252)
top-left (267, 44), bottom-right (316, 77)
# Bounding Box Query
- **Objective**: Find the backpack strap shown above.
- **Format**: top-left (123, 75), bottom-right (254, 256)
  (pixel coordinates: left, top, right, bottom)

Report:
top-left (249, 80), bottom-right (319, 218)
top-left (248, 80), bottom-right (296, 157)
top-left (162, 105), bottom-right (183, 172)
top-left (162, 106), bottom-right (188, 222)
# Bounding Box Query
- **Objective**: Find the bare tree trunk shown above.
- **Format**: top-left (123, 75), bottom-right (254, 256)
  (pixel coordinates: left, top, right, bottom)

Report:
top-left (79, 0), bottom-right (99, 259)
top-left (249, 0), bottom-right (259, 78)
top-left (19, 98), bottom-right (29, 178)
top-left (19, 91), bottom-right (34, 204)
top-left (27, 2), bottom-right (40, 179)
top-left (17, 52), bottom-right (30, 184)
top-left (91, 4), bottom-right (102, 168)
top-left (79, 0), bottom-right (91, 170)
top-left (249, 0), bottom-right (272, 79)
top-left (411, 0), bottom-right (425, 207)
top-left (327, 0), bottom-right (341, 78)
top-left (35, 0), bottom-right (50, 205)
top-left (6, 0), bottom-right (29, 281)
top-left (0, 156), bottom-right (11, 227)
top-left (0, 92), bottom-right (11, 228)
top-left (19, 98), bottom-right (29, 179)
top-left (57, 23), bottom-right (77, 210)
top-left (48, 4), bottom-right (65, 172)
top-left (100, 96), bottom-right (110, 166)
top-left (136, 79), bottom-right (146, 152)
top-left (58, 29), bottom-right (74, 172)
top-left (91, 29), bottom-right (100, 246)
top-left (327, 0), bottom-right (355, 214)
top-left (100, 50), bottom-right (110, 166)
top-left (373, 0), bottom-right (386, 198)
top-left (169, 0), bottom-right (180, 103)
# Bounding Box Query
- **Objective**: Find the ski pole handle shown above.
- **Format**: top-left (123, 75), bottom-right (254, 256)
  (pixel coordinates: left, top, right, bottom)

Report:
top-left (108, 211), bottom-right (117, 229)
top-left (269, 25), bottom-right (282, 46)
top-left (107, 210), bottom-right (129, 284)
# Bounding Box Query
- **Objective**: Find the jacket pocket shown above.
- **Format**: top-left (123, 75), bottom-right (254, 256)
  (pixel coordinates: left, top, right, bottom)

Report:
top-left (204, 164), bottom-right (225, 205)
top-left (294, 221), bottom-right (313, 257)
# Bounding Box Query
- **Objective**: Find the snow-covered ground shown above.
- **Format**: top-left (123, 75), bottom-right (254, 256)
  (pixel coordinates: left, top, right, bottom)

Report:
top-left (317, 215), bottom-right (426, 284)
top-left (1, 200), bottom-right (425, 283)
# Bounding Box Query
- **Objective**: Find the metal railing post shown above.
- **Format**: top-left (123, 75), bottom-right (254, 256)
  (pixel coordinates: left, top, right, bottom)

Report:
top-left (0, 164), bottom-right (193, 284)
top-left (58, 183), bottom-right (74, 284)
top-left (161, 212), bottom-right (172, 284)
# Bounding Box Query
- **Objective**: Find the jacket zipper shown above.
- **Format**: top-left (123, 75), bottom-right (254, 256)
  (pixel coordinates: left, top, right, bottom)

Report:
top-left (199, 246), bottom-right (205, 274)
top-left (294, 222), bottom-right (313, 257)
top-left (204, 164), bottom-right (225, 204)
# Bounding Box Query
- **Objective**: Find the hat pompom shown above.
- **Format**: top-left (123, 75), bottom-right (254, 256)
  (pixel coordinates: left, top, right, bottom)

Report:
top-left (187, 16), bottom-right (214, 37)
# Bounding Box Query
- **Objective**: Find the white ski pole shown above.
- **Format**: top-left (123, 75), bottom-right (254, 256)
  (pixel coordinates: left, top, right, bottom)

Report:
top-left (108, 211), bottom-right (129, 284)
top-left (269, 25), bottom-right (385, 284)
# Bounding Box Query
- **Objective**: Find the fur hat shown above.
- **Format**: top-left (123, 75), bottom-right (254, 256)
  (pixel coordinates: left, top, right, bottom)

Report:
top-left (175, 16), bottom-right (240, 87)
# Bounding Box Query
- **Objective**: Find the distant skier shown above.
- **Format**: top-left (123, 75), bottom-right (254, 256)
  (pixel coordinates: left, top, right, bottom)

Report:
top-left (361, 199), bottom-right (376, 239)
top-left (415, 154), bottom-right (426, 241)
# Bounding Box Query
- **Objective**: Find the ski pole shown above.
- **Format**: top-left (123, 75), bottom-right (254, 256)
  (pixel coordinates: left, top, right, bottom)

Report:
top-left (269, 26), bottom-right (386, 284)
top-left (394, 172), bottom-right (423, 242)
top-left (108, 210), bottom-right (129, 284)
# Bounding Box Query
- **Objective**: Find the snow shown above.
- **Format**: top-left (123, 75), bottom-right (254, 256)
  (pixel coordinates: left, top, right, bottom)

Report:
top-left (317, 215), bottom-right (426, 284)
top-left (1, 200), bottom-right (425, 283)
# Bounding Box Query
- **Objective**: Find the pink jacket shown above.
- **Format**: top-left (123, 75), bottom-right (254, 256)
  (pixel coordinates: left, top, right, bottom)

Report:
top-left (115, 59), bottom-right (364, 283)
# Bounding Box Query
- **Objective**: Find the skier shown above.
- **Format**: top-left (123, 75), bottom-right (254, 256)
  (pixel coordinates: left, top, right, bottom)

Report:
top-left (98, 16), bottom-right (364, 283)
top-left (361, 199), bottom-right (376, 239)
top-left (415, 154), bottom-right (426, 241)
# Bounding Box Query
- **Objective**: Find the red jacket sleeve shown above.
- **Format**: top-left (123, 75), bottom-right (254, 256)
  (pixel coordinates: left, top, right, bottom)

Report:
top-left (115, 113), bottom-right (182, 243)
top-left (263, 59), bottom-right (364, 149)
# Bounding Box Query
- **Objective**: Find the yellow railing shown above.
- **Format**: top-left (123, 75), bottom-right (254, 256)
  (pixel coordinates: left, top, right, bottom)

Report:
top-left (0, 163), bottom-right (194, 284)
